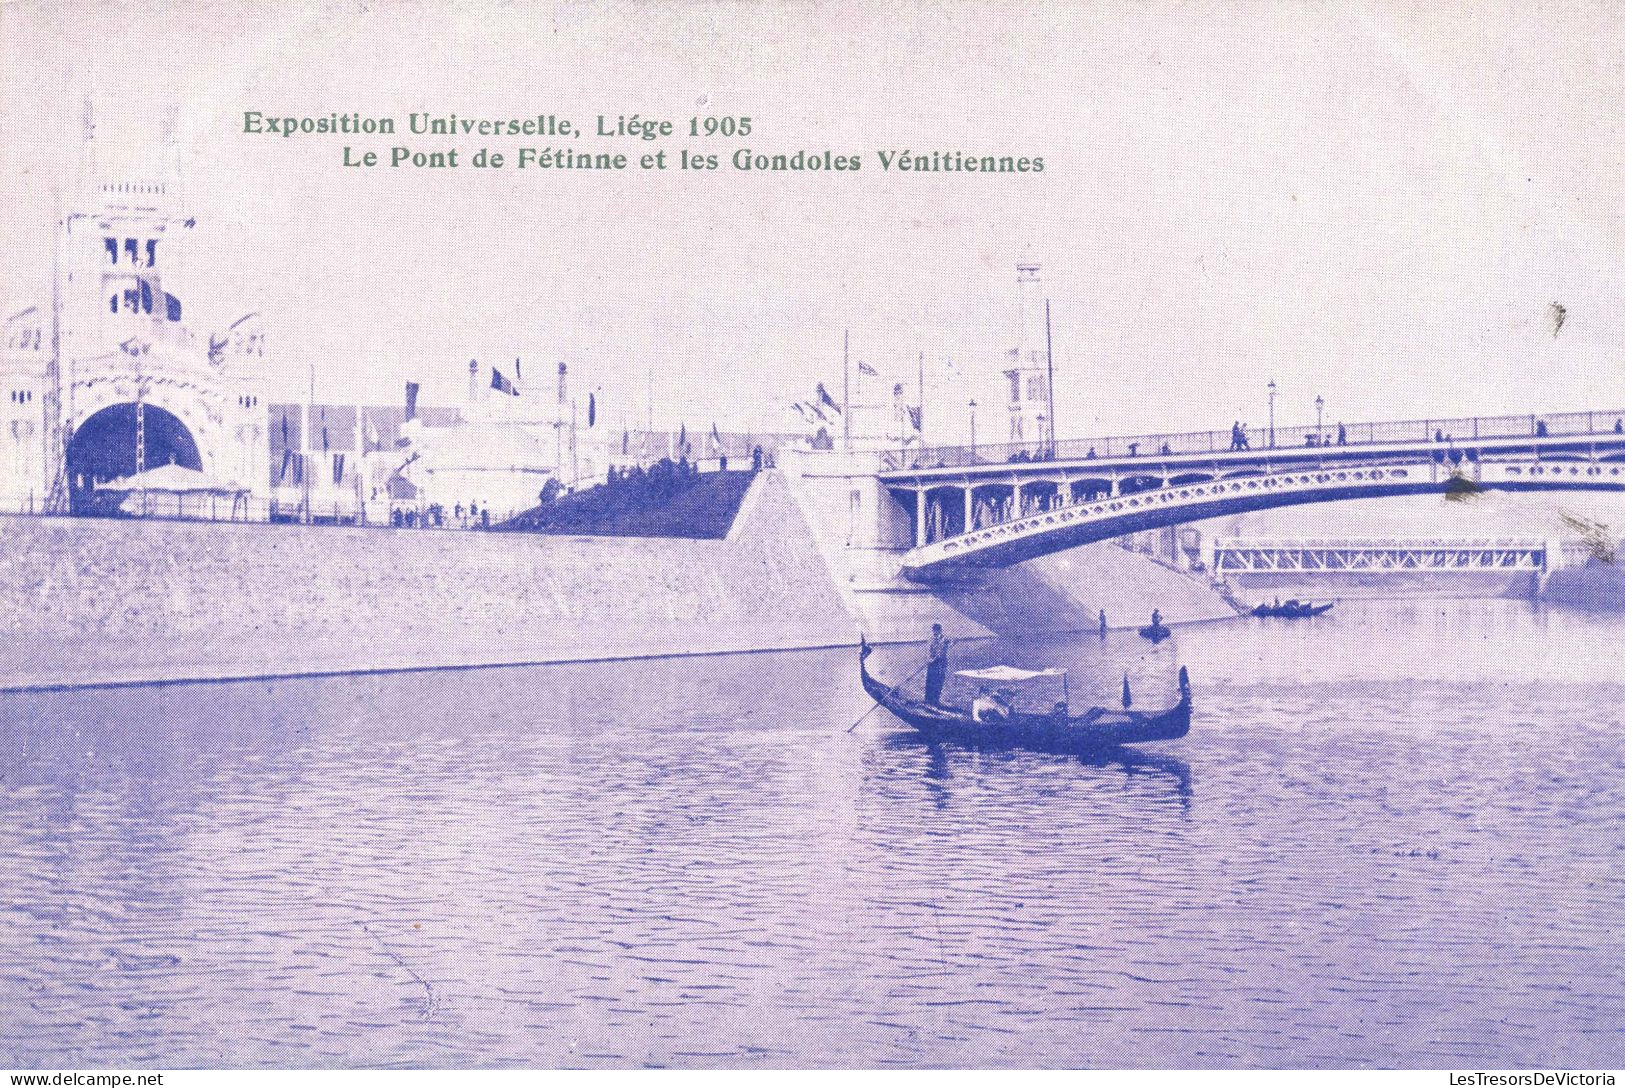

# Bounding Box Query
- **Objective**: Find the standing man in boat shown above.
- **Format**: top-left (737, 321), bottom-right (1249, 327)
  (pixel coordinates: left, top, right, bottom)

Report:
top-left (924, 624), bottom-right (950, 706)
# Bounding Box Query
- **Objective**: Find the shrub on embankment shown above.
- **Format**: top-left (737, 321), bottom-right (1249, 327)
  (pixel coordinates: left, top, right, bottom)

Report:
top-left (504, 464), bottom-right (755, 539)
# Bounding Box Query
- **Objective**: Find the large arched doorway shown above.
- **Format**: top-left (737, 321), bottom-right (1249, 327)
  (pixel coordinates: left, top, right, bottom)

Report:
top-left (67, 403), bottom-right (202, 514)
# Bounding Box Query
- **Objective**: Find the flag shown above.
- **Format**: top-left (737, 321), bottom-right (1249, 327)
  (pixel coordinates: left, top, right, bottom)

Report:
top-left (364, 411), bottom-right (379, 451)
top-left (588, 392), bottom-right (596, 428)
top-left (621, 428), bottom-right (629, 455)
top-left (858, 360), bottom-right (878, 377)
top-left (816, 382), bottom-right (842, 414)
top-left (906, 405), bottom-right (923, 431)
top-left (491, 368), bottom-right (517, 396)
top-left (405, 381), bottom-right (420, 422)
top-left (514, 358), bottom-right (522, 381)
top-left (709, 422), bottom-right (721, 456)
top-left (322, 426), bottom-right (329, 452)
top-left (678, 423), bottom-right (687, 452)
top-left (280, 412), bottom-right (289, 445)
top-left (279, 446), bottom-right (291, 482)
top-left (333, 453), bottom-right (345, 485)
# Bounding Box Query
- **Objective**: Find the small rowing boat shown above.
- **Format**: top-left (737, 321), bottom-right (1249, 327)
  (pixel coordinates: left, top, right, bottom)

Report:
top-left (1252, 600), bottom-right (1334, 619)
top-left (858, 639), bottom-right (1191, 750)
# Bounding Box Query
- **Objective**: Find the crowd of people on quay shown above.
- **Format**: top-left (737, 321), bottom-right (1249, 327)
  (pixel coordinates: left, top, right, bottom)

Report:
top-left (388, 501), bottom-right (494, 530)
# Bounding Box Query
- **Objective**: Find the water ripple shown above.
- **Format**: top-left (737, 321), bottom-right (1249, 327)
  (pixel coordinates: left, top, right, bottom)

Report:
top-left (0, 600), bottom-right (1621, 1067)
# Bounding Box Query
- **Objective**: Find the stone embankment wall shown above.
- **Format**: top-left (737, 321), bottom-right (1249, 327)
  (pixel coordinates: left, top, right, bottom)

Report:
top-left (942, 545), bottom-right (1242, 635)
top-left (1541, 550), bottom-right (1625, 610)
top-left (0, 471), bottom-right (859, 690)
top-left (0, 467), bottom-right (1243, 691)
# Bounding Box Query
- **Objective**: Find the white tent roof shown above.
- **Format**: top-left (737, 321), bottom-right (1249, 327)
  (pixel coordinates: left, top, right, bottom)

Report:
top-left (955, 665), bottom-right (1067, 682)
top-left (96, 463), bottom-right (248, 494)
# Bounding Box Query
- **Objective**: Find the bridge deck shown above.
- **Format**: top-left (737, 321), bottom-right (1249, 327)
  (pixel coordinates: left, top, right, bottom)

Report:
top-left (879, 430), bottom-right (1625, 486)
top-left (878, 406), bottom-right (1625, 480)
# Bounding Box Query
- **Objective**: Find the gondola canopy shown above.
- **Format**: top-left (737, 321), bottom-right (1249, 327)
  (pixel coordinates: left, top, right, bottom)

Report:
top-left (955, 665), bottom-right (1067, 682)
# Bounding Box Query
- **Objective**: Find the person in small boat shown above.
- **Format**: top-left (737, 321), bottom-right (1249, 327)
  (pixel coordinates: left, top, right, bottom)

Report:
top-left (924, 624), bottom-right (950, 706)
top-left (1150, 608), bottom-right (1162, 629)
top-left (1098, 609), bottom-right (1107, 636)
top-left (972, 687), bottom-right (1011, 723)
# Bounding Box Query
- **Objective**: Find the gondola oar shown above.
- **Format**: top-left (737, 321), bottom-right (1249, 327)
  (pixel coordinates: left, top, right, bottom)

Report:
top-left (846, 639), bottom-right (930, 733)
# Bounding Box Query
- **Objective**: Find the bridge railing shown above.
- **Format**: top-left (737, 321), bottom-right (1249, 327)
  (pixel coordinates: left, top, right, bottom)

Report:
top-left (882, 408), bottom-right (1625, 471)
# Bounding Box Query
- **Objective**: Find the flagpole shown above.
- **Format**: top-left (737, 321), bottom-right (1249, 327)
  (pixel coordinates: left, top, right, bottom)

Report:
top-left (303, 363), bottom-right (313, 524)
top-left (842, 329), bottom-right (851, 451)
top-left (917, 350), bottom-right (925, 443)
top-left (352, 402), bottom-right (363, 524)
top-left (1044, 298), bottom-right (1057, 456)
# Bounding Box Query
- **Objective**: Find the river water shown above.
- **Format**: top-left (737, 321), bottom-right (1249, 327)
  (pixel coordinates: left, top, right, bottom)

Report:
top-left (1, 599), bottom-right (1621, 1069)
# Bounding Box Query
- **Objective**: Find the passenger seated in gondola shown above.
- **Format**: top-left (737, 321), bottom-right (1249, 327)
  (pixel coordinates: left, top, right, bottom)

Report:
top-left (971, 687), bottom-right (1011, 723)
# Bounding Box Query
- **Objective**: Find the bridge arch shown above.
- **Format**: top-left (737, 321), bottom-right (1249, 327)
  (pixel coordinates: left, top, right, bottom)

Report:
top-left (899, 459), bottom-right (1625, 580)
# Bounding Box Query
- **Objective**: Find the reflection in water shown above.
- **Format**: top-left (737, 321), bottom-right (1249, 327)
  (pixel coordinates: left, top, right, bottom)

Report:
top-left (883, 732), bottom-right (1193, 812)
top-left (0, 600), bottom-right (1622, 1068)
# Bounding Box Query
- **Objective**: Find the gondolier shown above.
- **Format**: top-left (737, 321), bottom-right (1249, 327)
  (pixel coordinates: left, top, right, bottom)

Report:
top-left (924, 624), bottom-right (950, 705)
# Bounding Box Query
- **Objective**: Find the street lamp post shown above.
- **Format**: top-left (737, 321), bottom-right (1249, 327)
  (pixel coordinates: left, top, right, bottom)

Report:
top-left (969, 399), bottom-right (978, 458)
top-left (1267, 379), bottom-right (1278, 449)
top-left (1315, 394), bottom-right (1325, 442)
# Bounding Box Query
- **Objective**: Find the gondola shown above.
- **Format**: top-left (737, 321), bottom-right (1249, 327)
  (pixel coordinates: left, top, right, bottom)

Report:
top-left (858, 639), bottom-right (1191, 749)
top-left (1251, 599), bottom-right (1334, 619)
top-left (1138, 623), bottom-right (1172, 642)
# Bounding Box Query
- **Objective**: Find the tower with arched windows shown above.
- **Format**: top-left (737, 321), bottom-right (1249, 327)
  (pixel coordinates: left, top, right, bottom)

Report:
top-left (0, 103), bottom-right (270, 512)
top-left (1003, 261), bottom-right (1052, 451)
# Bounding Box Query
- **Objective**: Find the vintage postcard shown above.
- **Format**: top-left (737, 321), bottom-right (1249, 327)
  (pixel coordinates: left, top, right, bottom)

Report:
top-left (1, 0), bottom-right (1622, 1078)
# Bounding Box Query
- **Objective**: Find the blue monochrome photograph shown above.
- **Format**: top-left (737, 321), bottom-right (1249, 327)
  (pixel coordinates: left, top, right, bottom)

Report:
top-left (0, 0), bottom-right (1622, 1076)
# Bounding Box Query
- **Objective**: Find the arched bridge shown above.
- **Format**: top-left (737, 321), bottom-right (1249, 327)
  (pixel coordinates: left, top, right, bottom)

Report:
top-left (878, 409), bottom-right (1625, 581)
